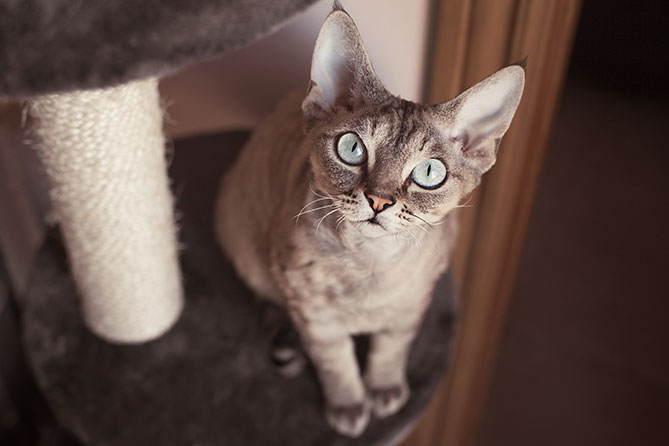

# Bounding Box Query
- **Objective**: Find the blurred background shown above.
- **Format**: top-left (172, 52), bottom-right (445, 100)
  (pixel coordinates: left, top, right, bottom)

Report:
top-left (1, 0), bottom-right (667, 444)
top-left (476, 1), bottom-right (669, 444)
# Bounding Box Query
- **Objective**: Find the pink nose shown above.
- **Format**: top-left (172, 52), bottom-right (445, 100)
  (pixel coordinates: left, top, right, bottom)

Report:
top-left (365, 193), bottom-right (395, 213)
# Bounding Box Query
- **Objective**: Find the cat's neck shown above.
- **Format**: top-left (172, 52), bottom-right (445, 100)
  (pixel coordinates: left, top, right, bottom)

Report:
top-left (336, 221), bottom-right (423, 259)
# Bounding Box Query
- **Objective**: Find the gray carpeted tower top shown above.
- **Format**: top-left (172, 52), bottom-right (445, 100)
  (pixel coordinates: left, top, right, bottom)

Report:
top-left (0, 0), bottom-right (318, 97)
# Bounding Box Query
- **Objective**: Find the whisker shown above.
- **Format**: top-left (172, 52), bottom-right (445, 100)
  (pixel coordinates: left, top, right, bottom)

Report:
top-left (309, 182), bottom-right (333, 200)
top-left (413, 221), bottom-right (440, 253)
top-left (396, 232), bottom-right (412, 248)
top-left (408, 229), bottom-right (422, 252)
top-left (459, 194), bottom-right (475, 208)
top-left (315, 208), bottom-right (339, 237)
top-left (293, 197), bottom-right (333, 223)
top-left (303, 196), bottom-right (333, 208)
top-left (414, 222), bottom-right (431, 236)
top-left (293, 203), bottom-right (335, 222)
top-left (408, 211), bottom-right (438, 227)
top-left (409, 211), bottom-right (452, 227)
top-left (335, 215), bottom-right (346, 233)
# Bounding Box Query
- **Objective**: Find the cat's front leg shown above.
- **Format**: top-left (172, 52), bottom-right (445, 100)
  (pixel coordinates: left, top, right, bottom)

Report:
top-left (364, 328), bottom-right (416, 417)
top-left (298, 325), bottom-right (370, 437)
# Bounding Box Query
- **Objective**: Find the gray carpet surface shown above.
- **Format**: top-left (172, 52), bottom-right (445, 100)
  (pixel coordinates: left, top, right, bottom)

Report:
top-left (1, 0), bottom-right (318, 98)
top-left (21, 132), bottom-right (456, 446)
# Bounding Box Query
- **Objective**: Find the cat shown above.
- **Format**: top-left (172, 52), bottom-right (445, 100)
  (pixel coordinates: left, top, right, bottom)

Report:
top-left (215, 2), bottom-right (524, 438)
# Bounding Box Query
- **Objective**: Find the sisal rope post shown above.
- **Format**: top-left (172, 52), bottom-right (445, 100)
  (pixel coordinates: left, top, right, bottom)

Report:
top-left (28, 78), bottom-right (184, 343)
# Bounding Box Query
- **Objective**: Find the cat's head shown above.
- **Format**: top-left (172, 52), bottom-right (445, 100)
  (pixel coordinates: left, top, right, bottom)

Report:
top-left (302, 4), bottom-right (524, 238)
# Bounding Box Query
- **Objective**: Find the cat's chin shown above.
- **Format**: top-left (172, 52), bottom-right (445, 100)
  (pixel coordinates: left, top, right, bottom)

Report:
top-left (352, 219), bottom-right (389, 238)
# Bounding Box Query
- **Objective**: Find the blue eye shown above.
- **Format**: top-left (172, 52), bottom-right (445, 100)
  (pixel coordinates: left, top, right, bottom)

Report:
top-left (411, 159), bottom-right (447, 189)
top-left (336, 132), bottom-right (366, 165)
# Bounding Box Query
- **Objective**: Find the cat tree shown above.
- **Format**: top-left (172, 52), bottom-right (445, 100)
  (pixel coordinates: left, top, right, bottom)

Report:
top-left (1, 1), bottom-right (455, 444)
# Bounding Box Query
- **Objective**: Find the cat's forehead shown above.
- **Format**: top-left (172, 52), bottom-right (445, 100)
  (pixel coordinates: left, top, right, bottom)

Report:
top-left (353, 98), bottom-right (445, 157)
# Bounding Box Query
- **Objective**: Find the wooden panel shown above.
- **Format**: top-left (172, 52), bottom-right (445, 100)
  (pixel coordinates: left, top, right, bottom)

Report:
top-left (403, 0), bottom-right (581, 445)
top-left (0, 103), bottom-right (44, 293)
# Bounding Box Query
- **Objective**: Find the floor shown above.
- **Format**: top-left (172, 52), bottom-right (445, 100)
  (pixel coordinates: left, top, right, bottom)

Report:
top-left (476, 78), bottom-right (669, 445)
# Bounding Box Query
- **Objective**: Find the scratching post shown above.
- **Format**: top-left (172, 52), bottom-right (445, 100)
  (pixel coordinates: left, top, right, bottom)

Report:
top-left (28, 78), bottom-right (183, 343)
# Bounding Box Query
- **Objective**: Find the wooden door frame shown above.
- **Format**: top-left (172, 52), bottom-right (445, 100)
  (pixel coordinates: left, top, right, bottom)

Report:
top-left (404, 0), bottom-right (582, 444)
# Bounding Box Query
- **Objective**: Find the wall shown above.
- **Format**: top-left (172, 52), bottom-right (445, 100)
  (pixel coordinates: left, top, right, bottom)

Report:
top-left (160, 0), bottom-right (431, 137)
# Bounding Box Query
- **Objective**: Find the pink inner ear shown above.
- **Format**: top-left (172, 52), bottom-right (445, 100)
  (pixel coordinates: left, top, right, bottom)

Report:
top-left (311, 20), bottom-right (351, 109)
top-left (330, 68), bottom-right (355, 111)
top-left (466, 146), bottom-right (491, 160)
top-left (334, 91), bottom-right (354, 111)
top-left (449, 131), bottom-right (469, 147)
top-left (304, 83), bottom-right (329, 112)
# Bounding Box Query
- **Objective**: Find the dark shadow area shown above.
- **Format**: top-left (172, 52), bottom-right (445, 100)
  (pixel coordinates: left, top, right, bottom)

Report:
top-left (478, 1), bottom-right (669, 445)
top-left (0, 255), bottom-right (83, 446)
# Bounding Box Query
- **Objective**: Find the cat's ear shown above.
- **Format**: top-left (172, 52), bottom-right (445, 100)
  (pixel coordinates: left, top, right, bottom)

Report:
top-left (439, 64), bottom-right (525, 174)
top-left (302, 6), bottom-right (386, 126)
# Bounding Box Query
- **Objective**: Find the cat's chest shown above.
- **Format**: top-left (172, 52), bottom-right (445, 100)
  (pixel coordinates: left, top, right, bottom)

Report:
top-left (282, 225), bottom-right (432, 302)
top-left (273, 222), bottom-right (444, 333)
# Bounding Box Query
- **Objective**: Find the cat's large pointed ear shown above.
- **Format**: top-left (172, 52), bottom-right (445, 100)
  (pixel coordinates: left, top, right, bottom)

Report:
top-left (302, 5), bottom-right (386, 126)
top-left (439, 64), bottom-right (525, 174)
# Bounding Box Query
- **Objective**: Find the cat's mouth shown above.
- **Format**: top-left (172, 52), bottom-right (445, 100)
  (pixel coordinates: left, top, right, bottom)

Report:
top-left (353, 216), bottom-right (385, 231)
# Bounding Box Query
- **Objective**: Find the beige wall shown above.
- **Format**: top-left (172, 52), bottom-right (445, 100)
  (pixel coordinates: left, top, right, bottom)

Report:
top-left (160, 0), bottom-right (431, 138)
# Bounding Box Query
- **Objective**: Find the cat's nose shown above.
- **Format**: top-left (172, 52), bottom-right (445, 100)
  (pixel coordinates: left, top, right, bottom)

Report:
top-left (365, 192), bottom-right (395, 213)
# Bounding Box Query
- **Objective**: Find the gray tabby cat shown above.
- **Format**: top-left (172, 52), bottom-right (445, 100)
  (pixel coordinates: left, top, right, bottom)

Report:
top-left (215, 2), bottom-right (524, 438)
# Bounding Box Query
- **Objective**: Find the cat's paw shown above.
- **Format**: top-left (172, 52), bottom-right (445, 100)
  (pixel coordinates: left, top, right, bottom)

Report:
top-left (369, 382), bottom-right (409, 418)
top-left (271, 344), bottom-right (306, 378)
top-left (271, 328), bottom-right (306, 378)
top-left (325, 400), bottom-right (371, 438)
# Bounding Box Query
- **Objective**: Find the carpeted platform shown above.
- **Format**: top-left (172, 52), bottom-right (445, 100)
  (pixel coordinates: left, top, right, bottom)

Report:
top-left (21, 132), bottom-right (456, 446)
top-left (0, 0), bottom-right (319, 98)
